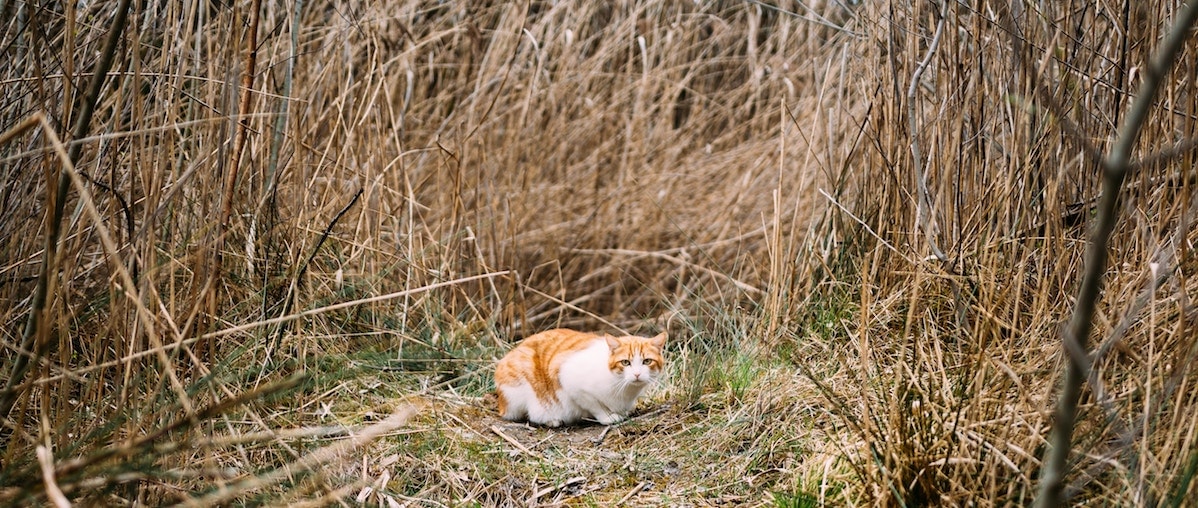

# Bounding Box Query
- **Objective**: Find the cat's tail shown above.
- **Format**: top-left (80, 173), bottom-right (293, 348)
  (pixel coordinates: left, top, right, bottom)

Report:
top-left (483, 390), bottom-right (514, 420)
top-left (495, 390), bottom-right (509, 415)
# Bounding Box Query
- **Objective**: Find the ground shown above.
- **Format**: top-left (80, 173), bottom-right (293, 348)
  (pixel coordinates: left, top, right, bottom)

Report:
top-left (320, 346), bottom-right (853, 507)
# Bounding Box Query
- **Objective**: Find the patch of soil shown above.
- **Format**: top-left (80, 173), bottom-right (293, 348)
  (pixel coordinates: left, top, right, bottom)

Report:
top-left (458, 398), bottom-right (673, 454)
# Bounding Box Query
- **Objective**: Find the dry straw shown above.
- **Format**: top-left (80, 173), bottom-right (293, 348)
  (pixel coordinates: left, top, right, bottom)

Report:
top-left (1, 0), bottom-right (1195, 505)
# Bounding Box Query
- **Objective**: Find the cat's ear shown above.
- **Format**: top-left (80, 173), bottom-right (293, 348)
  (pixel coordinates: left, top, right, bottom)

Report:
top-left (649, 332), bottom-right (667, 349)
top-left (605, 336), bottom-right (621, 351)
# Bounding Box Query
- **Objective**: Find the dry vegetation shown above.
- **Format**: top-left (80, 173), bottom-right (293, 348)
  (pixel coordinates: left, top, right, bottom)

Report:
top-left (2, 0), bottom-right (1197, 505)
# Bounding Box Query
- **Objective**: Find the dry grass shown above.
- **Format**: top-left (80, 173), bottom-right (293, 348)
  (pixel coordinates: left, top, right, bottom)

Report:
top-left (1, 0), bottom-right (1196, 505)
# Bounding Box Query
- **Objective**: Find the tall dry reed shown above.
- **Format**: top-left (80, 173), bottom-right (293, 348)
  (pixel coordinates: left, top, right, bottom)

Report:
top-left (0, 0), bottom-right (1194, 504)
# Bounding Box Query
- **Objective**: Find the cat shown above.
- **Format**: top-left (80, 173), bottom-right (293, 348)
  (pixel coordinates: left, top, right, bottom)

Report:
top-left (494, 328), bottom-right (667, 427)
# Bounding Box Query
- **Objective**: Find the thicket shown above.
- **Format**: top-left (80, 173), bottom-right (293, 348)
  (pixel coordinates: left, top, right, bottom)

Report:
top-left (1, 0), bottom-right (1195, 504)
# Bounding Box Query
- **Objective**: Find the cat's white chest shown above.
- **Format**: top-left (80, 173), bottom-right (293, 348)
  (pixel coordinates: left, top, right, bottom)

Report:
top-left (556, 339), bottom-right (646, 420)
top-left (558, 340), bottom-right (618, 389)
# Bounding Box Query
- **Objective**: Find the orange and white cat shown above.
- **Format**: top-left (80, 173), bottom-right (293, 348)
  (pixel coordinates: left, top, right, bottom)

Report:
top-left (494, 329), bottom-right (667, 427)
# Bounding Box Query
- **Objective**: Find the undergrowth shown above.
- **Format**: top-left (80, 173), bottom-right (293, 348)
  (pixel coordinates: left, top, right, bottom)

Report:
top-left (2, 0), bottom-right (1197, 505)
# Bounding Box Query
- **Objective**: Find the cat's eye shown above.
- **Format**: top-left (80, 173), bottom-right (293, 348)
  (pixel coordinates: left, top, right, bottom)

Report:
top-left (642, 359), bottom-right (654, 366)
top-left (619, 359), bottom-right (631, 366)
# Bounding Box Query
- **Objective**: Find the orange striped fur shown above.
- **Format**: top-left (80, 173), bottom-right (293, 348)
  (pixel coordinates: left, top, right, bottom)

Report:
top-left (494, 328), bottom-right (667, 427)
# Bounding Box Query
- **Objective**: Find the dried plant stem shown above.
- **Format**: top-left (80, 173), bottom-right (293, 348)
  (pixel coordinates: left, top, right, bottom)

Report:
top-left (571, 248), bottom-right (762, 294)
top-left (1036, 1), bottom-right (1198, 505)
top-left (176, 405), bottom-right (418, 507)
top-left (489, 425), bottom-right (539, 457)
top-left (0, 113), bottom-right (197, 486)
top-left (206, 0), bottom-right (263, 350)
top-left (36, 446), bottom-right (69, 508)
top-left (268, 187), bottom-right (363, 353)
top-left (15, 114), bottom-right (197, 423)
top-left (52, 374), bottom-right (303, 482)
top-left (906, 0), bottom-right (948, 262)
top-left (0, 0), bottom-right (132, 436)
top-left (200, 271), bottom-right (511, 340)
top-left (266, 0), bottom-right (300, 193)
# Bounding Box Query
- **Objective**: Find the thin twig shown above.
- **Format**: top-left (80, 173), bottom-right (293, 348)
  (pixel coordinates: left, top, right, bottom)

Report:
top-left (529, 476), bottom-right (586, 504)
top-left (571, 248), bottom-right (762, 294)
top-left (57, 373), bottom-right (306, 479)
top-left (36, 446), bottom-right (69, 508)
top-left (175, 405), bottom-right (419, 507)
top-left (265, 0), bottom-right (300, 194)
top-left (906, 0), bottom-right (949, 262)
top-left (1131, 137), bottom-right (1198, 170)
top-left (267, 187), bottom-right (364, 353)
top-left (616, 481), bottom-right (647, 505)
top-left (1036, 1), bottom-right (1198, 505)
top-left (817, 188), bottom-right (917, 265)
top-left (516, 283), bottom-right (630, 335)
top-left (295, 188), bottom-right (364, 291)
top-left (0, 0), bottom-right (132, 438)
top-left (489, 424), bottom-right (539, 457)
top-left (591, 425), bottom-right (612, 446)
top-left (200, 271), bottom-right (511, 340)
top-left (55, 373), bottom-right (305, 479)
top-left (1006, 6), bottom-right (1105, 166)
top-left (207, 0), bottom-right (263, 353)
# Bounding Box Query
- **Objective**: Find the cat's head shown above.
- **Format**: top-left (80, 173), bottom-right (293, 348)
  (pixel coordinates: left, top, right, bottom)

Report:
top-left (605, 332), bottom-right (667, 385)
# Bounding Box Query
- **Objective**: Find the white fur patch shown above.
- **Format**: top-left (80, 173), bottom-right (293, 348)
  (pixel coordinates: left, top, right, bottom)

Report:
top-left (498, 338), bottom-right (658, 426)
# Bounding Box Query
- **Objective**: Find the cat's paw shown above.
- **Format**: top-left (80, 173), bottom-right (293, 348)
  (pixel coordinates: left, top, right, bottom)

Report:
top-left (544, 419), bottom-right (564, 428)
top-left (594, 413), bottom-right (625, 426)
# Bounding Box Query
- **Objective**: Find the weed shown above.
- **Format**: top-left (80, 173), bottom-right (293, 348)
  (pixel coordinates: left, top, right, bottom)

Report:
top-left (2, 0), bottom-right (1195, 505)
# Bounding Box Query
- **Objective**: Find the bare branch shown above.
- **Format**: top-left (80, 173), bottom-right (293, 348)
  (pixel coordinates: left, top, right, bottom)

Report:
top-left (0, 0), bottom-right (133, 436)
top-left (907, 0), bottom-right (950, 263)
top-left (1036, 1), bottom-right (1198, 505)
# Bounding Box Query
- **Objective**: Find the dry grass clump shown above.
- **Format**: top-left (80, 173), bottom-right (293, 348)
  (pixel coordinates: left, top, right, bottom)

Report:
top-left (810, 0), bottom-right (1198, 505)
top-left (1, 0), bottom-right (1196, 505)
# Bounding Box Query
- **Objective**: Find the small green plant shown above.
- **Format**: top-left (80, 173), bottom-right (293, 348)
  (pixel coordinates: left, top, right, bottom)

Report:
top-left (773, 491), bottom-right (820, 508)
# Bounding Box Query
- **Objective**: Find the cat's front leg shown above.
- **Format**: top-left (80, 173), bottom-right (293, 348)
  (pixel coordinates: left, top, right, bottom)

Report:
top-left (592, 411), bottom-right (625, 426)
top-left (574, 398), bottom-right (624, 425)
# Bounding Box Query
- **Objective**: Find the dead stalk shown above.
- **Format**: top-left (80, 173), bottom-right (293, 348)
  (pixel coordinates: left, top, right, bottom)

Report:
top-left (1036, 2), bottom-right (1198, 505)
